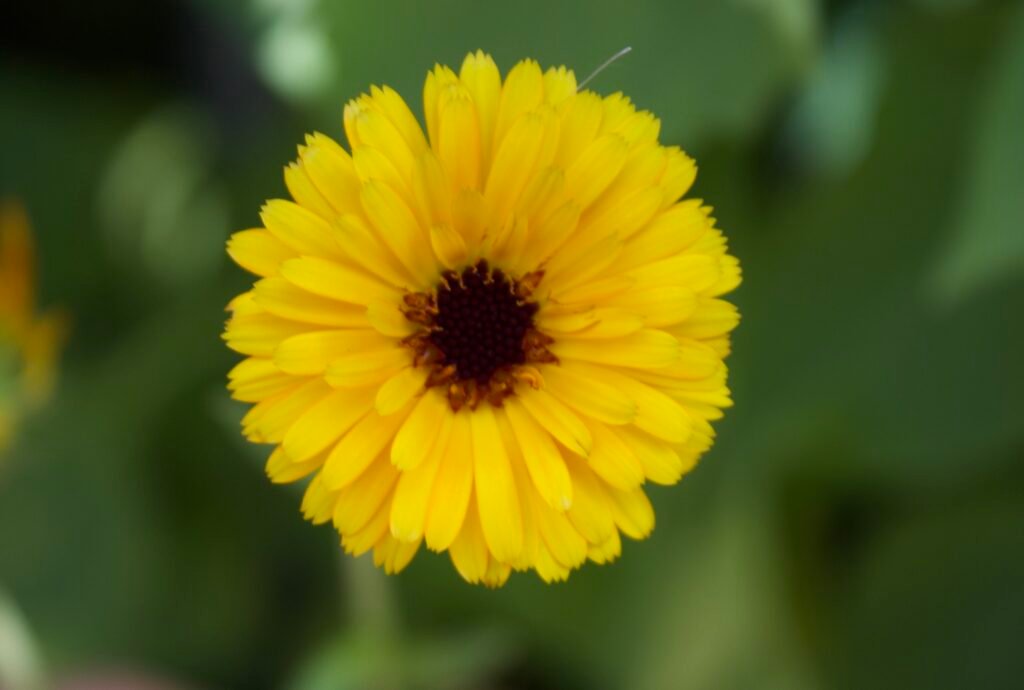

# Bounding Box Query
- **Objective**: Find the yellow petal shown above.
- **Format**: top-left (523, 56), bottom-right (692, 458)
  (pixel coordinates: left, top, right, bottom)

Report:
top-left (577, 365), bottom-right (692, 443)
top-left (612, 200), bottom-right (710, 273)
top-left (518, 200), bottom-right (580, 268)
top-left (354, 108), bottom-right (416, 184)
top-left (599, 92), bottom-right (637, 136)
top-left (224, 313), bottom-right (308, 357)
top-left (660, 147), bottom-right (697, 206)
top-left (516, 166), bottom-right (566, 224)
top-left (555, 91), bottom-right (604, 169)
top-left (242, 378), bottom-right (330, 443)
top-left (300, 473), bottom-right (335, 525)
top-left (492, 59), bottom-right (544, 154)
top-left (301, 133), bottom-right (363, 215)
top-left (503, 400), bottom-right (572, 511)
top-left (274, 329), bottom-right (390, 375)
top-left (481, 559), bottom-right (511, 588)
top-left (322, 410), bottom-right (407, 490)
top-left (333, 454), bottom-right (399, 534)
top-left (367, 84), bottom-right (429, 156)
top-left (623, 339), bottom-right (723, 385)
top-left (564, 134), bottom-right (629, 210)
top-left (614, 109), bottom-right (661, 149)
top-left (544, 233), bottom-right (623, 299)
top-left (552, 275), bottom-right (635, 306)
top-left (449, 491), bottom-right (489, 584)
top-left (484, 108), bottom-right (558, 228)
top-left (470, 406), bottom-right (523, 563)
top-left (429, 224), bottom-right (469, 269)
top-left (365, 301), bottom-right (416, 338)
top-left (607, 286), bottom-right (698, 328)
top-left (253, 277), bottom-right (369, 327)
top-left (334, 214), bottom-right (413, 289)
top-left (411, 150), bottom-right (452, 228)
top-left (343, 96), bottom-right (370, 149)
top-left (265, 446), bottom-right (323, 484)
top-left (423, 64), bottom-right (459, 151)
top-left (228, 357), bottom-right (297, 402)
top-left (587, 143), bottom-right (668, 221)
top-left (373, 533), bottom-right (421, 574)
top-left (586, 421), bottom-right (645, 490)
top-left (261, 199), bottom-right (343, 259)
top-left (708, 254), bottom-right (742, 297)
top-left (437, 85), bottom-right (481, 192)
top-left (0, 200), bottom-right (33, 321)
top-left (352, 143), bottom-right (413, 201)
top-left (285, 160), bottom-right (335, 220)
top-left (582, 186), bottom-right (663, 243)
top-left (389, 418), bottom-right (448, 541)
top-left (541, 364), bottom-right (636, 425)
top-left (360, 180), bottom-right (436, 287)
top-left (517, 388), bottom-right (592, 457)
top-left (534, 490), bottom-right (588, 569)
top-left (563, 454), bottom-right (616, 545)
top-left (280, 256), bottom-right (399, 305)
top-left (552, 329), bottom-right (680, 370)
top-left (459, 50), bottom-right (501, 172)
top-left (543, 65), bottom-right (577, 105)
top-left (669, 298), bottom-right (740, 340)
top-left (534, 541), bottom-right (572, 582)
top-left (628, 254), bottom-right (720, 294)
top-left (391, 389), bottom-right (451, 470)
top-left (342, 498), bottom-right (391, 556)
top-left (536, 308), bottom-right (644, 340)
top-left (283, 386), bottom-right (375, 462)
top-left (227, 229), bottom-right (295, 277)
top-left (375, 365), bottom-right (428, 415)
top-left (607, 485), bottom-right (655, 540)
top-left (613, 426), bottom-right (685, 486)
top-left (423, 412), bottom-right (474, 551)
top-left (587, 530), bottom-right (622, 564)
top-left (496, 410), bottom-right (544, 569)
top-left (451, 189), bottom-right (487, 249)
top-left (323, 347), bottom-right (408, 387)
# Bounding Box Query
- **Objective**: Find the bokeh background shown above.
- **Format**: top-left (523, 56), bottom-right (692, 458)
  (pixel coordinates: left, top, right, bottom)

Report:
top-left (2, 0), bottom-right (1023, 688)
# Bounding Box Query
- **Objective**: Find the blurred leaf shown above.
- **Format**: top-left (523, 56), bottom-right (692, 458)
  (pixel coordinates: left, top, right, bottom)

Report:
top-left (295, 0), bottom-right (818, 147)
top-left (289, 628), bottom-right (513, 690)
top-left (910, 0), bottom-right (983, 12)
top-left (633, 486), bottom-right (817, 690)
top-left (716, 3), bottom-right (1024, 487)
top-left (929, 4), bottom-right (1024, 303)
top-left (836, 496), bottom-right (1024, 690)
top-left (256, 10), bottom-right (336, 104)
top-left (97, 105), bottom-right (229, 291)
top-left (782, 4), bottom-right (885, 176)
top-left (0, 588), bottom-right (45, 690)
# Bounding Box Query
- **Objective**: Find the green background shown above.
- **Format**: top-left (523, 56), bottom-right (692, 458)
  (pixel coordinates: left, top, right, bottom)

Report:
top-left (2, 0), bottom-right (1023, 688)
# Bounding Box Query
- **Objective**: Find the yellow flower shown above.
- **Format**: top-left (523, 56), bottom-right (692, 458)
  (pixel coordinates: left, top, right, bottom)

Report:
top-left (224, 51), bottom-right (741, 586)
top-left (0, 201), bottom-right (66, 453)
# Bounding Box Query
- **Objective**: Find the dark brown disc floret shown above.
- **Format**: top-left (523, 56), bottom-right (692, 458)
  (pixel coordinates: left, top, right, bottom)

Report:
top-left (401, 260), bottom-right (555, 411)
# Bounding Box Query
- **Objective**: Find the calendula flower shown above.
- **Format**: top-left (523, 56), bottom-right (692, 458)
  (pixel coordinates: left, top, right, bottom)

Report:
top-left (225, 51), bottom-right (741, 586)
top-left (0, 201), bottom-right (66, 453)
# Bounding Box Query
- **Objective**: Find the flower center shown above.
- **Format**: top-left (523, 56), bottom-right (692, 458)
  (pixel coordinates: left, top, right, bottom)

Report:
top-left (433, 262), bottom-right (536, 381)
top-left (401, 260), bottom-right (555, 411)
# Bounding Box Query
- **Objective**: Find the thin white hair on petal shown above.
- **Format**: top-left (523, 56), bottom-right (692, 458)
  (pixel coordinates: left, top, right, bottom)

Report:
top-left (577, 46), bottom-right (633, 91)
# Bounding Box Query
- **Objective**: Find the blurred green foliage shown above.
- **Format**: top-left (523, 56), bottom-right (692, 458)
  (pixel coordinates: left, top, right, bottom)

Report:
top-left (1, 1), bottom-right (1022, 689)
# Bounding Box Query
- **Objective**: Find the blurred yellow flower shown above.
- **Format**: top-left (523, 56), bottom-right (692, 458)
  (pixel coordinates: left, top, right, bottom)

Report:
top-left (0, 201), bottom-right (66, 453)
top-left (224, 51), bottom-right (741, 586)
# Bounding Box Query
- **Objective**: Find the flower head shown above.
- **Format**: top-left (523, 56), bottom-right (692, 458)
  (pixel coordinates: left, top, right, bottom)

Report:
top-left (224, 51), bottom-right (741, 586)
top-left (0, 201), bottom-right (66, 453)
